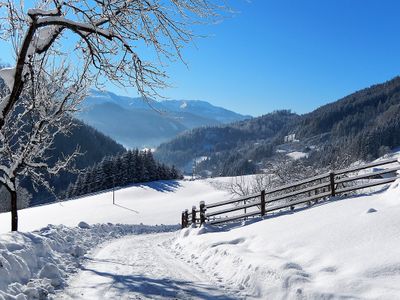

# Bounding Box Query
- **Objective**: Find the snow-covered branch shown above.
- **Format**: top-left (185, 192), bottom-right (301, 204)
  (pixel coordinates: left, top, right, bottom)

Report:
top-left (0, 0), bottom-right (225, 132)
top-left (0, 53), bottom-right (89, 230)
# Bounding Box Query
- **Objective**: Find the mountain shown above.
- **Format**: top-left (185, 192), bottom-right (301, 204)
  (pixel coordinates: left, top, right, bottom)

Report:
top-left (155, 76), bottom-right (400, 176)
top-left (27, 120), bottom-right (126, 205)
top-left (294, 76), bottom-right (400, 162)
top-left (155, 110), bottom-right (300, 174)
top-left (77, 90), bottom-right (251, 148)
top-left (159, 99), bottom-right (250, 124)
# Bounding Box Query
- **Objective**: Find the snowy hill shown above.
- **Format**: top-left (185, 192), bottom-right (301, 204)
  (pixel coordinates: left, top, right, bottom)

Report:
top-left (1, 172), bottom-right (400, 298)
top-left (156, 76), bottom-right (400, 177)
top-left (0, 178), bottom-right (232, 234)
top-left (176, 182), bottom-right (400, 298)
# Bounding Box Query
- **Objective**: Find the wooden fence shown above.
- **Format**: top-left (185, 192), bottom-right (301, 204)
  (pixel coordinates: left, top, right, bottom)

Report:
top-left (181, 157), bottom-right (400, 228)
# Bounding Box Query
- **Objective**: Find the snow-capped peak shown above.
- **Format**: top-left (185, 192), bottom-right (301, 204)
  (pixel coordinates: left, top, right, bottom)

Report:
top-left (180, 101), bottom-right (188, 109)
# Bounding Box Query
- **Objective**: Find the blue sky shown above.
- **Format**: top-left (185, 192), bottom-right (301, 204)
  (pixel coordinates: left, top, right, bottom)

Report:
top-left (151, 0), bottom-right (400, 116)
top-left (2, 0), bottom-right (400, 116)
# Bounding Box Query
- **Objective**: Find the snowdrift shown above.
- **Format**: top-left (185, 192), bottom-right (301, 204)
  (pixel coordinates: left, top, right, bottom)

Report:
top-left (174, 180), bottom-right (400, 299)
top-left (0, 223), bottom-right (177, 299)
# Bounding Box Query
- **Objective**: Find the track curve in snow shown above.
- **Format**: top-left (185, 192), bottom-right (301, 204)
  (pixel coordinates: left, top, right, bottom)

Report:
top-left (57, 232), bottom-right (241, 300)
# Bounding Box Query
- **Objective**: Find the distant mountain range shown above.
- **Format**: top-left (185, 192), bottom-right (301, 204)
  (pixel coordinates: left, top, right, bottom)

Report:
top-left (77, 90), bottom-right (251, 148)
top-left (155, 76), bottom-right (400, 176)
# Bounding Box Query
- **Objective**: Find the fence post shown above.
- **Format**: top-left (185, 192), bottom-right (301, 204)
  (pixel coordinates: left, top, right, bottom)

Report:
top-left (330, 172), bottom-right (336, 196)
top-left (260, 190), bottom-right (266, 216)
top-left (181, 211), bottom-right (185, 229)
top-left (191, 206), bottom-right (197, 227)
top-left (199, 201), bottom-right (206, 226)
top-left (184, 209), bottom-right (189, 228)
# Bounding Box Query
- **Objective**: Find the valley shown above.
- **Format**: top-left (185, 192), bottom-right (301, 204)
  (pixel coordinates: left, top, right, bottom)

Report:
top-left (78, 90), bottom-right (251, 149)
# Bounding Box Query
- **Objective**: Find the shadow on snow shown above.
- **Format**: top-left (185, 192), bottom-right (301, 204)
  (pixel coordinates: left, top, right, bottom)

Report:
top-left (210, 185), bottom-right (390, 233)
top-left (137, 180), bottom-right (182, 193)
top-left (73, 265), bottom-right (237, 300)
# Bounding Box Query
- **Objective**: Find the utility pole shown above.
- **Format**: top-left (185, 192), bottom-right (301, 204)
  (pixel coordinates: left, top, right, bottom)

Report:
top-left (192, 159), bottom-right (196, 181)
top-left (112, 175), bottom-right (116, 205)
top-left (113, 185), bottom-right (115, 204)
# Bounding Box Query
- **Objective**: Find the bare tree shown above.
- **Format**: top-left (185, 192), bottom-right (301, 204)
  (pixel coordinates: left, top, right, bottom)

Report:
top-left (225, 174), bottom-right (273, 215)
top-left (0, 0), bottom-right (224, 231)
top-left (0, 182), bottom-right (31, 213)
top-left (0, 0), bottom-right (224, 131)
top-left (272, 159), bottom-right (317, 185)
top-left (0, 53), bottom-right (89, 231)
top-left (228, 174), bottom-right (273, 198)
top-left (226, 160), bottom-right (319, 212)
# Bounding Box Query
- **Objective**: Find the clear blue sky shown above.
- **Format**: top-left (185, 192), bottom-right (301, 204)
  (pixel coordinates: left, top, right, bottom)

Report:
top-left (2, 0), bottom-right (400, 116)
top-left (151, 0), bottom-right (400, 116)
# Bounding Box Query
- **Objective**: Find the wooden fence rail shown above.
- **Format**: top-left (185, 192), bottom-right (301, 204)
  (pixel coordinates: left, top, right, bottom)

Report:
top-left (181, 157), bottom-right (400, 228)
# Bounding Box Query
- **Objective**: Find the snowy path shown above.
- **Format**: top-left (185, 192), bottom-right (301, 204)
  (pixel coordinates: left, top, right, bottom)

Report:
top-left (57, 232), bottom-right (241, 300)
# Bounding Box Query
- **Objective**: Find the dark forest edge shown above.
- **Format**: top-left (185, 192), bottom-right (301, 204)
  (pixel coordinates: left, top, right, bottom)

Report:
top-left (64, 149), bottom-right (182, 199)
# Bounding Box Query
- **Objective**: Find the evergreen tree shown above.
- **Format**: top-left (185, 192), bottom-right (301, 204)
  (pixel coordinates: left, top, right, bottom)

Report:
top-left (67, 148), bottom-right (182, 198)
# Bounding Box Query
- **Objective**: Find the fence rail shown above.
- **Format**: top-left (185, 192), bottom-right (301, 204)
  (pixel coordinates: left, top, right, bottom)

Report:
top-left (181, 157), bottom-right (400, 228)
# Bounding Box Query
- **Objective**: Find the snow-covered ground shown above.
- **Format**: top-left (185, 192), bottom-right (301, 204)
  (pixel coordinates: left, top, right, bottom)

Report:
top-left (0, 223), bottom-right (177, 299)
top-left (1, 172), bottom-right (400, 299)
top-left (175, 181), bottom-right (400, 299)
top-left (57, 232), bottom-right (241, 300)
top-left (0, 179), bottom-right (232, 234)
top-left (286, 151), bottom-right (309, 160)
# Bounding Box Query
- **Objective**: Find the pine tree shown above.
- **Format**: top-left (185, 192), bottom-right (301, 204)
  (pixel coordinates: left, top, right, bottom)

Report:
top-left (101, 156), bottom-right (114, 189)
top-left (122, 150), bottom-right (134, 186)
top-left (65, 148), bottom-right (182, 198)
top-left (144, 150), bottom-right (157, 181)
top-left (134, 149), bottom-right (144, 182)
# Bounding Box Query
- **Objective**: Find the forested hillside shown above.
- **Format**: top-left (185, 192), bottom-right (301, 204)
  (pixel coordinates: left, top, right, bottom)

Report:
top-left (155, 110), bottom-right (299, 173)
top-left (295, 76), bottom-right (400, 160)
top-left (27, 120), bottom-right (126, 205)
top-left (155, 77), bottom-right (400, 176)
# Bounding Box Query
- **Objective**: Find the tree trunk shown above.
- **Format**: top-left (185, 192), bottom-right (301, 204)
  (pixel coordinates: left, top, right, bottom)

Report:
top-left (10, 189), bottom-right (18, 231)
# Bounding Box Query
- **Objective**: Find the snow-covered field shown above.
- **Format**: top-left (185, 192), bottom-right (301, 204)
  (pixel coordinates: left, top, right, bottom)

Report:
top-left (1, 173), bottom-right (400, 299)
top-left (0, 179), bottom-right (232, 234)
top-left (175, 181), bottom-right (400, 299)
top-left (286, 151), bottom-right (309, 160)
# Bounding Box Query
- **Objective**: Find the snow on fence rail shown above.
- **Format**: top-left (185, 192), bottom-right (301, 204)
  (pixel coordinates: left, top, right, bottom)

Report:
top-left (181, 158), bottom-right (400, 228)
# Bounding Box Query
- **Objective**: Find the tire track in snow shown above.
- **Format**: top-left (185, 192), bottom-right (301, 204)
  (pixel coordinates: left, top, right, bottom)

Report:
top-left (56, 232), bottom-right (241, 299)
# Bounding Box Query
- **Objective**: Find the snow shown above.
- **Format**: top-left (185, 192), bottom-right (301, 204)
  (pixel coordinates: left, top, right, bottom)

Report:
top-left (180, 101), bottom-right (188, 109)
top-left (0, 223), bottom-right (176, 299)
top-left (35, 27), bottom-right (57, 51)
top-left (36, 17), bottom-right (111, 40)
top-left (1, 172), bottom-right (400, 298)
top-left (276, 149), bottom-right (287, 153)
top-left (0, 68), bottom-right (15, 91)
top-left (195, 156), bottom-right (208, 164)
top-left (27, 8), bottom-right (59, 16)
top-left (287, 151), bottom-right (309, 160)
top-left (174, 180), bottom-right (400, 299)
top-left (57, 233), bottom-right (240, 299)
top-left (0, 179), bottom-right (231, 234)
